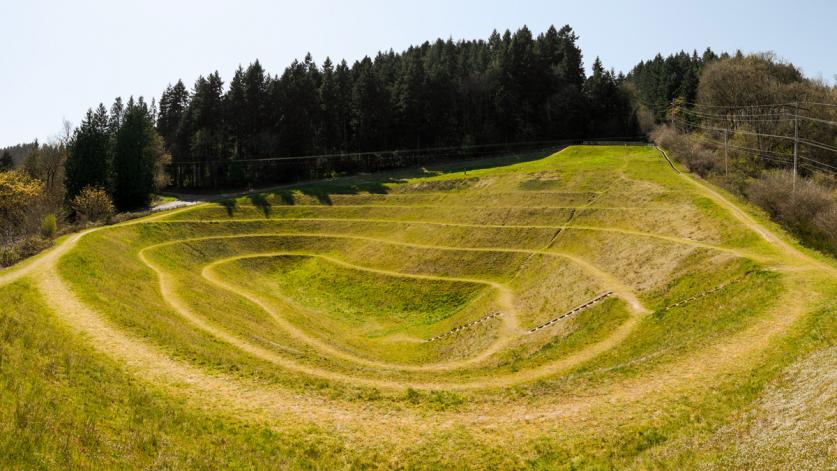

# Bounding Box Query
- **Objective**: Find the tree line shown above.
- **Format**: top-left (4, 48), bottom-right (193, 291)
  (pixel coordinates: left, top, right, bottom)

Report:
top-left (626, 48), bottom-right (721, 123)
top-left (4, 25), bottom-right (834, 263)
top-left (0, 142), bottom-right (38, 171)
top-left (156, 25), bottom-right (638, 187)
top-left (642, 51), bottom-right (837, 255)
top-left (64, 97), bottom-right (169, 210)
top-left (0, 98), bottom-right (168, 265)
top-left (630, 50), bottom-right (836, 175)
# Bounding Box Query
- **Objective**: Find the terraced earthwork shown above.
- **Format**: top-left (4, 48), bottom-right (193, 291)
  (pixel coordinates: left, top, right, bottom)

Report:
top-left (2, 146), bottom-right (835, 468)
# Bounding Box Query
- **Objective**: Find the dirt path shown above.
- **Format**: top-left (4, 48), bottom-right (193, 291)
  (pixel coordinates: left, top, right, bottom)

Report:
top-left (27, 250), bottom-right (826, 442)
top-left (652, 145), bottom-right (835, 276)
top-left (28, 232), bottom-right (640, 391)
top-left (159, 216), bottom-right (761, 260)
top-left (1, 147), bottom-right (832, 446)
top-left (139, 240), bottom-right (649, 387)
top-left (168, 249), bottom-right (521, 372)
top-left (0, 194), bottom-right (649, 392)
top-left (0, 205), bottom-right (195, 287)
top-left (141, 231), bottom-right (650, 316)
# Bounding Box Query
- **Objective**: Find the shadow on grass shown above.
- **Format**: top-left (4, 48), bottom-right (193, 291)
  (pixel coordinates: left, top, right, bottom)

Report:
top-left (219, 198), bottom-right (237, 216)
top-left (248, 194), bottom-right (272, 218)
top-left (209, 148), bottom-right (557, 209)
top-left (268, 179), bottom-right (396, 206)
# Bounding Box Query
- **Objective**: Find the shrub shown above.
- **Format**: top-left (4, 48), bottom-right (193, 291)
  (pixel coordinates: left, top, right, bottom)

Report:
top-left (0, 171), bottom-right (43, 229)
top-left (650, 125), bottom-right (681, 153)
top-left (71, 186), bottom-right (115, 222)
top-left (687, 146), bottom-right (719, 177)
top-left (747, 170), bottom-right (837, 255)
top-left (0, 236), bottom-right (52, 267)
top-left (40, 214), bottom-right (57, 238)
top-left (108, 210), bottom-right (151, 225)
top-left (813, 206), bottom-right (837, 249)
top-left (650, 125), bottom-right (719, 176)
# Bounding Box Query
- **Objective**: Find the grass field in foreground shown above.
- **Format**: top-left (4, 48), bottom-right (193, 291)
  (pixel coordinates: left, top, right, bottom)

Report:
top-left (0, 145), bottom-right (834, 469)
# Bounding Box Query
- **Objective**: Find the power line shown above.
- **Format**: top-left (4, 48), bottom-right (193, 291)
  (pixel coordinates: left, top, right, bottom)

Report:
top-left (686, 117), bottom-right (837, 173)
top-left (677, 111), bottom-right (837, 152)
top-left (684, 120), bottom-right (795, 142)
top-left (798, 138), bottom-right (837, 154)
top-left (798, 155), bottom-right (837, 171)
top-left (669, 100), bottom-right (837, 183)
top-left (168, 139), bottom-right (577, 165)
top-left (676, 108), bottom-right (791, 119)
top-left (677, 107), bottom-right (836, 126)
top-left (796, 115), bottom-right (837, 127)
top-left (684, 99), bottom-right (837, 110)
top-left (802, 101), bottom-right (837, 108)
top-left (694, 128), bottom-right (836, 172)
top-left (682, 100), bottom-right (797, 109)
top-left (639, 98), bottom-right (837, 116)
top-left (760, 155), bottom-right (795, 166)
top-left (800, 162), bottom-right (837, 176)
top-left (695, 135), bottom-right (793, 158)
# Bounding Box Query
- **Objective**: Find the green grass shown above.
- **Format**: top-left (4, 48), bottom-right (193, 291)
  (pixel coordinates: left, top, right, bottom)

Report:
top-left (0, 281), bottom-right (358, 469)
top-left (1, 145), bottom-right (834, 468)
top-left (219, 255), bottom-right (484, 332)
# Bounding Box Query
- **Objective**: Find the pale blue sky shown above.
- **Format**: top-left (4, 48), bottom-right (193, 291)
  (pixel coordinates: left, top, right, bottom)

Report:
top-left (1, 0), bottom-right (834, 147)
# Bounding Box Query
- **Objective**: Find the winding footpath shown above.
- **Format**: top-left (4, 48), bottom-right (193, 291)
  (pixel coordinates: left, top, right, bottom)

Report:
top-left (0, 150), bottom-right (833, 436)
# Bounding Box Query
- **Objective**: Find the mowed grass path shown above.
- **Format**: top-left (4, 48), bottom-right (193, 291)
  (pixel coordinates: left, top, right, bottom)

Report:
top-left (1, 146), bottom-right (834, 468)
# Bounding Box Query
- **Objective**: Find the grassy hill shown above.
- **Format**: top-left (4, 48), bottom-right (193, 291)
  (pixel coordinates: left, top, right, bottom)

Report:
top-left (1, 146), bottom-right (834, 469)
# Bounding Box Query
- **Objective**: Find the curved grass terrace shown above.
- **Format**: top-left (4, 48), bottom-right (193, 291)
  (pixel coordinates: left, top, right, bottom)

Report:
top-left (1, 146), bottom-right (834, 468)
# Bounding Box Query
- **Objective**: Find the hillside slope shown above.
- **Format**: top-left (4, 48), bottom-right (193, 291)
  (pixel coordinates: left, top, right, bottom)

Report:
top-left (1, 146), bottom-right (834, 468)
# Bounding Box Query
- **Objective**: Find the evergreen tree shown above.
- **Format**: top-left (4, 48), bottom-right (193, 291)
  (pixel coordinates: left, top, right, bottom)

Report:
top-left (147, 24), bottom-right (646, 188)
top-left (555, 25), bottom-right (585, 89)
top-left (113, 98), bottom-right (162, 210)
top-left (351, 57), bottom-right (387, 150)
top-left (243, 60), bottom-right (270, 156)
top-left (225, 66), bottom-right (247, 158)
top-left (276, 55), bottom-right (321, 155)
top-left (394, 49), bottom-right (427, 147)
top-left (157, 79), bottom-right (190, 162)
top-left (186, 72), bottom-right (226, 163)
top-left (626, 48), bottom-right (717, 121)
top-left (65, 104), bottom-right (111, 200)
top-left (318, 57), bottom-right (342, 153)
top-left (22, 140), bottom-right (42, 179)
top-left (109, 97), bottom-right (125, 135)
top-left (0, 151), bottom-right (13, 171)
top-left (584, 58), bottom-right (635, 137)
top-left (333, 60), bottom-right (354, 151)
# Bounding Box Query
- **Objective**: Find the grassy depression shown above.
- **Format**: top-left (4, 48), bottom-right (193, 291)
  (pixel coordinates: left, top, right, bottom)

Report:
top-left (1, 145), bottom-right (834, 468)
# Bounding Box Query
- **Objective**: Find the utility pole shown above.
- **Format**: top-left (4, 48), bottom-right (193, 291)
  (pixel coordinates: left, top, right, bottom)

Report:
top-left (793, 101), bottom-right (799, 193)
top-left (671, 100), bottom-right (677, 133)
top-left (723, 128), bottom-right (729, 177)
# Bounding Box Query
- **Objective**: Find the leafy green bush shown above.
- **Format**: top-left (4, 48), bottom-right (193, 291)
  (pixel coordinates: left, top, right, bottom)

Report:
top-left (40, 214), bottom-right (57, 238)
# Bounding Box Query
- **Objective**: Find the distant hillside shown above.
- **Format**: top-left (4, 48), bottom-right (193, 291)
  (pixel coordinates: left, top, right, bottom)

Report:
top-left (0, 142), bottom-right (37, 168)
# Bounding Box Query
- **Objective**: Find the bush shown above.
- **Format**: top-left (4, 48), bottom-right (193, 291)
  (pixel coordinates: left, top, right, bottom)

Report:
top-left (650, 125), bottom-right (681, 153)
top-left (71, 186), bottom-right (115, 222)
top-left (40, 214), bottom-right (57, 239)
top-left (650, 125), bottom-right (719, 176)
top-left (747, 170), bottom-right (837, 255)
top-left (0, 170), bottom-right (43, 230)
top-left (0, 236), bottom-right (52, 267)
top-left (688, 146), bottom-right (719, 177)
